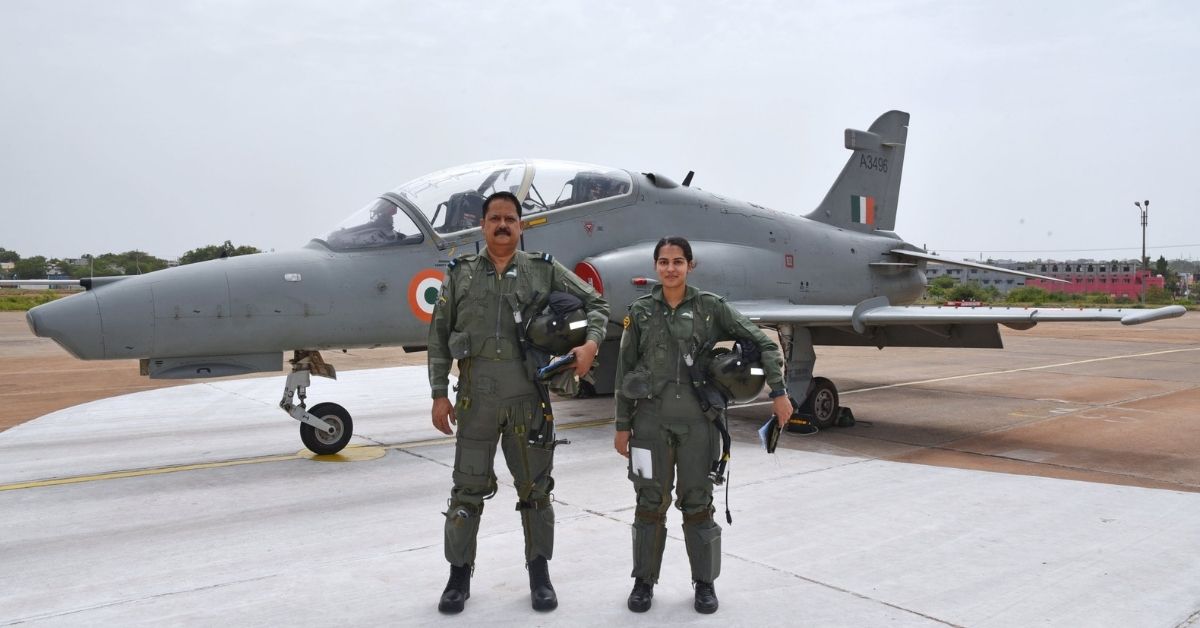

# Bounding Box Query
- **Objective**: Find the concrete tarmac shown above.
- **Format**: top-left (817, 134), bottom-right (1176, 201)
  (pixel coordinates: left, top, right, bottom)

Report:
top-left (1, 313), bottom-right (1198, 626)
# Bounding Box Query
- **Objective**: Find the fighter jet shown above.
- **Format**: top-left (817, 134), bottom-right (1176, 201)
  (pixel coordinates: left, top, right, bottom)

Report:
top-left (13, 110), bottom-right (1185, 454)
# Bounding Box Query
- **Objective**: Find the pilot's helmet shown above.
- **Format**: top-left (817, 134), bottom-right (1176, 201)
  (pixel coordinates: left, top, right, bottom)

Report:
top-left (586, 177), bottom-right (607, 197)
top-left (526, 308), bottom-right (588, 355)
top-left (526, 291), bottom-right (589, 355)
top-left (707, 344), bottom-right (766, 404)
top-left (370, 203), bottom-right (397, 220)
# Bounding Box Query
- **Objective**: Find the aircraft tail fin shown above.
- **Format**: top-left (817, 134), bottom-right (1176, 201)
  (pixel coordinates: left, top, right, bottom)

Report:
top-left (806, 110), bottom-right (909, 232)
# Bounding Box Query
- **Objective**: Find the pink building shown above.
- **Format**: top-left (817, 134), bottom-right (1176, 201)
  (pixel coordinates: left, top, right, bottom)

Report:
top-left (1024, 261), bottom-right (1164, 298)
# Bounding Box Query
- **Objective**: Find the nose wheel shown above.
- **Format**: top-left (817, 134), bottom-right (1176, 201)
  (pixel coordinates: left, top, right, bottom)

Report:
top-left (299, 402), bottom-right (354, 455)
top-left (280, 350), bottom-right (354, 455)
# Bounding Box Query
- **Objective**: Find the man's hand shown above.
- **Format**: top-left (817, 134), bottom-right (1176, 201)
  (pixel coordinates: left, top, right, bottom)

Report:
top-left (614, 429), bottom-right (630, 458)
top-left (773, 395), bottom-right (793, 428)
top-left (569, 339), bottom-right (600, 377)
top-left (432, 397), bottom-right (457, 435)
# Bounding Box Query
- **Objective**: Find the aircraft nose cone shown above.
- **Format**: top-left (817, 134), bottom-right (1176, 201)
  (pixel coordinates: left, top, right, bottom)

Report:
top-left (27, 291), bottom-right (105, 359)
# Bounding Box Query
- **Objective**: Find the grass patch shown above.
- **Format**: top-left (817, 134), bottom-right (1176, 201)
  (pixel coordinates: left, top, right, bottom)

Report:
top-left (0, 291), bottom-right (72, 311)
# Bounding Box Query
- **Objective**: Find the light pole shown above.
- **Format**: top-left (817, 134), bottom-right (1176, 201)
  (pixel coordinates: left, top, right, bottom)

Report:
top-left (1134, 199), bottom-right (1149, 302)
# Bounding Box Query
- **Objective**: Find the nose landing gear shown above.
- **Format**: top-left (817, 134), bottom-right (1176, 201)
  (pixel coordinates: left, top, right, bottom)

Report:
top-left (280, 350), bottom-right (354, 455)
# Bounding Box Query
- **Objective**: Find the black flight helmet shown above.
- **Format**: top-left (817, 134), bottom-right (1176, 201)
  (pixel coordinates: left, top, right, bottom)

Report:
top-left (707, 342), bottom-right (766, 404)
top-left (526, 292), bottom-right (588, 356)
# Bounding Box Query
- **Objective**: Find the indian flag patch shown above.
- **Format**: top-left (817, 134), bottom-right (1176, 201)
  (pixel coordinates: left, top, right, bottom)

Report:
top-left (850, 195), bottom-right (876, 225)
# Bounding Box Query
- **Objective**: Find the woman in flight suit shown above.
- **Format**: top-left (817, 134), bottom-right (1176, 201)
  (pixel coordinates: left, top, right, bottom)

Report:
top-left (613, 236), bottom-right (793, 614)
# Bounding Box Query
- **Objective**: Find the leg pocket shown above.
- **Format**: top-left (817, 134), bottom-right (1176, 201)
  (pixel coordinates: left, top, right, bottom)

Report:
top-left (452, 436), bottom-right (498, 500)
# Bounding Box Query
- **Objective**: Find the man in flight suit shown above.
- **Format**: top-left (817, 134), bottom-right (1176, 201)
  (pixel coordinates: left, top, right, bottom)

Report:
top-left (428, 191), bottom-right (610, 614)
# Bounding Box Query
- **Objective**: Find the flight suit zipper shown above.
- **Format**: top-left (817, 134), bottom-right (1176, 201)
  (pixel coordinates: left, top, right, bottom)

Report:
top-left (496, 286), bottom-right (503, 355)
top-left (673, 311), bottom-right (682, 397)
top-left (494, 263), bottom-right (505, 355)
top-left (667, 306), bottom-right (681, 397)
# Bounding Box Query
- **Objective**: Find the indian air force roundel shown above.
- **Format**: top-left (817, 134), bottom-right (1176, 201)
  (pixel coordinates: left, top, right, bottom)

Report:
top-left (408, 269), bottom-right (445, 323)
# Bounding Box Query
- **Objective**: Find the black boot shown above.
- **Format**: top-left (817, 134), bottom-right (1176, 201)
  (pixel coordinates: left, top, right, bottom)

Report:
top-left (694, 580), bottom-right (718, 614)
top-left (627, 578), bottom-right (653, 613)
top-left (438, 563), bottom-right (472, 614)
top-left (527, 556), bottom-right (558, 611)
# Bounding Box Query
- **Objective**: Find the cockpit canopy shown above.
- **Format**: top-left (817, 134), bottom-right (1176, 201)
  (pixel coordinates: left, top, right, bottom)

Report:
top-left (322, 159), bottom-right (632, 250)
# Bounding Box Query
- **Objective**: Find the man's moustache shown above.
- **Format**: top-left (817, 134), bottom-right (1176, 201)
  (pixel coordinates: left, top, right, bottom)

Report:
top-left (495, 229), bottom-right (511, 235)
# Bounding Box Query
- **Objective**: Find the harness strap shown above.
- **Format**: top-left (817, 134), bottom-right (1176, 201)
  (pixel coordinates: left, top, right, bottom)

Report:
top-left (635, 508), bottom-right (667, 524)
top-left (682, 509), bottom-right (714, 526)
top-left (515, 497), bottom-right (552, 511)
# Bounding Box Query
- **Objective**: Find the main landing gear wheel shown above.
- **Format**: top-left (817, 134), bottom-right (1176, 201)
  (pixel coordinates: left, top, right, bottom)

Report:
top-left (300, 402), bottom-right (354, 455)
top-left (799, 377), bottom-right (840, 429)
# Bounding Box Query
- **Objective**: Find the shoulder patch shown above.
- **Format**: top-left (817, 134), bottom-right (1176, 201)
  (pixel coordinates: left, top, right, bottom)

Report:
top-left (628, 294), bottom-right (654, 316)
top-left (623, 315), bottom-right (631, 329)
top-left (627, 295), bottom-right (653, 312)
top-left (448, 253), bottom-right (478, 272)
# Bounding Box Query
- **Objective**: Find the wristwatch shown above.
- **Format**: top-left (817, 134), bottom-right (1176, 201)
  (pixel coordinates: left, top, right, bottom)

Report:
top-left (768, 388), bottom-right (789, 399)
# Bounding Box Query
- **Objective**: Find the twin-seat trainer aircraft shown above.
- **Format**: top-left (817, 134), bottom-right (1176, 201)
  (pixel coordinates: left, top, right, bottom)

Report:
top-left (14, 110), bottom-right (1185, 454)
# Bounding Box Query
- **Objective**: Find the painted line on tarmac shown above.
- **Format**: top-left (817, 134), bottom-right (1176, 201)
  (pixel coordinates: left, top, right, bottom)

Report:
top-left (843, 346), bottom-right (1200, 395)
top-left (740, 346), bottom-right (1200, 408)
top-left (0, 452), bottom-right (306, 492)
top-left (0, 417), bottom-right (616, 493)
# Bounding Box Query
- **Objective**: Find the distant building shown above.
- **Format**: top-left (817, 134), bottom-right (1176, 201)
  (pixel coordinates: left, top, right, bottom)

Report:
top-left (925, 260), bottom-right (1026, 294)
top-left (1023, 260), bottom-right (1164, 299)
top-left (925, 258), bottom-right (1167, 299)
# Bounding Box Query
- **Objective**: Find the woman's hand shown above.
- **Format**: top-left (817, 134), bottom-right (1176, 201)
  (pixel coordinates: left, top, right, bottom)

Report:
top-left (614, 430), bottom-right (631, 458)
top-left (772, 395), bottom-right (793, 428)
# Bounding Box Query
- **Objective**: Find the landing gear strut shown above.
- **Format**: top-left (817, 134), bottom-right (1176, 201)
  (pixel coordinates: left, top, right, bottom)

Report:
top-left (280, 350), bottom-right (354, 454)
top-left (777, 325), bottom-right (856, 434)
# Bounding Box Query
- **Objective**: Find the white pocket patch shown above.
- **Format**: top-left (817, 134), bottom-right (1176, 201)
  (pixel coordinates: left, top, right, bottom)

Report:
top-left (631, 447), bottom-right (653, 480)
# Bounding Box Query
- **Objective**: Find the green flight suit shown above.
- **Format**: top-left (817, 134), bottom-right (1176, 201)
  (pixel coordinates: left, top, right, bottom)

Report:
top-left (428, 247), bottom-right (609, 567)
top-left (614, 284), bottom-right (784, 584)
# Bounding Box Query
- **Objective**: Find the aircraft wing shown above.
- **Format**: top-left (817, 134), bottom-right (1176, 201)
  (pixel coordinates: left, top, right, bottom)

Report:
top-left (731, 297), bottom-right (1187, 333)
top-left (0, 278), bottom-right (127, 289)
top-left (0, 279), bottom-right (83, 287)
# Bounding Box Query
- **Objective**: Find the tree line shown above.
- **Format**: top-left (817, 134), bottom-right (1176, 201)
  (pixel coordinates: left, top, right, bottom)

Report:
top-left (0, 241), bottom-right (260, 279)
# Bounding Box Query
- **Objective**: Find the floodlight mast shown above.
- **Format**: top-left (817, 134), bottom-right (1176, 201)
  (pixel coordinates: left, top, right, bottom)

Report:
top-left (1135, 199), bottom-right (1149, 302)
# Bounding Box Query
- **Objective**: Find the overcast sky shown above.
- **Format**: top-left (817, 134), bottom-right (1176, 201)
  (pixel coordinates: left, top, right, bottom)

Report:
top-left (2, 0), bottom-right (1197, 263)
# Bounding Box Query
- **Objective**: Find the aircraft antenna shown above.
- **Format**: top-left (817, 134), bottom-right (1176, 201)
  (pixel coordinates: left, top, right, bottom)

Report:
top-left (682, 171), bottom-right (694, 187)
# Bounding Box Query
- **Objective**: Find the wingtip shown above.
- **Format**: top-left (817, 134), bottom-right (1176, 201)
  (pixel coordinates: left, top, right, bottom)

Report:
top-left (1120, 305), bottom-right (1187, 325)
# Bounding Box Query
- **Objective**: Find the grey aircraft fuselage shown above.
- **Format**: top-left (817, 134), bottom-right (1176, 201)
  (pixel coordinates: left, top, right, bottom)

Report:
top-left (27, 164), bottom-right (924, 369)
top-left (28, 181), bottom-right (921, 360)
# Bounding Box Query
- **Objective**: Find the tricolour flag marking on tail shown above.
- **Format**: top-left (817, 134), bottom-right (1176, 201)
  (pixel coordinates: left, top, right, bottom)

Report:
top-left (850, 195), bottom-right (876, 225)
